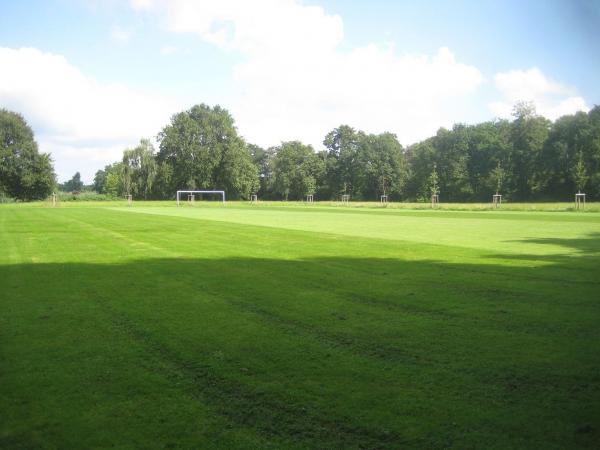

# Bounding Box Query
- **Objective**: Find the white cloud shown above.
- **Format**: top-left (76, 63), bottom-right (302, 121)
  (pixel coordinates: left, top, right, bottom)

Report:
top-left (0, 47), bottom-right (181, 182)
top-left (110, 26), bottom-right (133, 43)
top-left (160, 45), bottom-right (179, 55)
top-left (159, 45), bottom-right (192, 56)
top-left (489, 67), bottom-right (589, 120)
top-left (130, 0), bottom-right (155, 10)
top-left (133, 0), bottom-right (484, 147)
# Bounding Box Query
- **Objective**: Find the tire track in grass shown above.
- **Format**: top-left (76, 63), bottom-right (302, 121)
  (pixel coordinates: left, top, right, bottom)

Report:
top-left (221, 296), bottom-right (437, 366)
top-left (198, 258), bottom-right (574, 357)
top-left (98, 299), bottom-right (410, 450)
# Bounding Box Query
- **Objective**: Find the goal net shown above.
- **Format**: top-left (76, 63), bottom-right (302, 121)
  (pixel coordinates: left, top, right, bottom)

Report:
top-left (176, 190), bottom-right (226, 206)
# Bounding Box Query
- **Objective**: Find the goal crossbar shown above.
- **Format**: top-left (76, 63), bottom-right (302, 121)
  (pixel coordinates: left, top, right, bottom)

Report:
top-left (177, 190), bottom-right (225, 206)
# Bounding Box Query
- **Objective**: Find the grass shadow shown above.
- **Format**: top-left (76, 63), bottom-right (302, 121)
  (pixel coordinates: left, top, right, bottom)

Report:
top-left (1, 251), bottom-right (600, 449)
top-left (506, 232), bottom-right (600, 255)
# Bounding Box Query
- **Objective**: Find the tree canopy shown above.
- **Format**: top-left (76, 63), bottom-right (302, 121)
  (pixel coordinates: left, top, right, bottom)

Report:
top-left (0, 109), bottom-right (55, 200)
top-left (59, 172), bottom-right (84, 193)
top-left (157, 104), bottom-right (257, 199)
top-left (270, 141), bottom-right (324, 200)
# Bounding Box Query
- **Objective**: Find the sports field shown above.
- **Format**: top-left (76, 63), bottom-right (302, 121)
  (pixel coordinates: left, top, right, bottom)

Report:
top-left (1, 202), bottom-right (599, 449)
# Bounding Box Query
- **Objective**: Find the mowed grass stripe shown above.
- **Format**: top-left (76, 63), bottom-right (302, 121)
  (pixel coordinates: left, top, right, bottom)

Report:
top-left (1, 206), bottom-right (599, 449)
top-left (224, 203), bottom-right (600, 224)
top-left (120, 205), bottom-right (600, 256)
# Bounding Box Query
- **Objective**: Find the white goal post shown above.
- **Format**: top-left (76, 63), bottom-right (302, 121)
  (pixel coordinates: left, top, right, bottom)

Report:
top-left (176, 190), bottom-right (225, 206)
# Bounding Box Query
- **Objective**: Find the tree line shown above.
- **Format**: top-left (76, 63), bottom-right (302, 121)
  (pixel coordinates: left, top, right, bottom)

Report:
top-left (2, 102), bottom-right (599, 202)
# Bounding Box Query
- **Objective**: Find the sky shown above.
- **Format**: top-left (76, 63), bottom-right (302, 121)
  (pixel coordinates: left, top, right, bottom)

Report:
top-left (1, 0), bottom-right (599, 183)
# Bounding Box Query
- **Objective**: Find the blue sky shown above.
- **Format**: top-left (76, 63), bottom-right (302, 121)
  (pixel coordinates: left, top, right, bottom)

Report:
top-left (1, 0), bottom-right (598, 182)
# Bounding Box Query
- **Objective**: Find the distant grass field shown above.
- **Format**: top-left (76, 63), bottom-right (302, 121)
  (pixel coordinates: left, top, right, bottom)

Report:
top-left (21, 197), bottom-right (600, 212)
top-left (1, 202), bottom-right (599, 449)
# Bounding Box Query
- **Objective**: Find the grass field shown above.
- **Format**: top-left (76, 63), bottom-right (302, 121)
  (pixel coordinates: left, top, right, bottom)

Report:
top-left (1, 202), bottom-right (599, 449)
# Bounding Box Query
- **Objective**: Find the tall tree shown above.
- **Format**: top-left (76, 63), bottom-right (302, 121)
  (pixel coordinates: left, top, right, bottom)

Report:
top-left (0, 109), bottom-right (56, 200)
top-left (122, 139), bottom-right (157, 199)
top-left (157, 104), bottom-right (258, 199)
top-left (104, 167), bottom-right (123, 198)
top-left (323, 125), bottom-right (362, 199)
top-left (93, 168), bottom-right (107, 193)
top-left (433, 125), bottom-right (472, 201)
top-left (571, 151), bottom-right (588, 193)
top-left (585, 106), bottom-right (600, 197)
top-left (93, 163), bottom-right (125, 197)
top-left (467, 120), bottom-right (512, 200)
top-left (217, 143), bottom-right (259, 199)
top-left (248, 144), bottom-right (274, 197)
top-left (404, 140), bottom-right (436, 201)
top-left (538, 111), bottom-right (590, 199)
top-left (429, 163), bottom-right (439, 198)
top-left (271, 141), bottom-right (324, 200)
top-left (151, 161), bottom-right (173, 199)
top-left (61, 172), bottom-right (84, 193)
top-left (510, 101), bottom-right (550, 199)
top-left (359, 132), bottom-right (407, 200)
top-left (491, 161), bottom-right (505, 195)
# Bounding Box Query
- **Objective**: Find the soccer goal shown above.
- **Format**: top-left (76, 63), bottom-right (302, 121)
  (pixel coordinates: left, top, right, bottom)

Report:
top-left (176, 190), bottom-right (225, 206)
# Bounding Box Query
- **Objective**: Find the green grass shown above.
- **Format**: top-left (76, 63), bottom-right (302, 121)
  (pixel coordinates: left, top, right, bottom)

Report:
top-left (19, 198), bottom-right (600, 212)
top-left (1, 202), bottom-right (599, 449)
top-left (288, 200), bottom-right (600, 212)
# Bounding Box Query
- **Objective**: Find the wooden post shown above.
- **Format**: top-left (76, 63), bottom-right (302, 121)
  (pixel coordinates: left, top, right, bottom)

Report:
top-left (575, 192), bottom-right (586, 210)
top-left (493, 193), bottom-right (502, 209)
